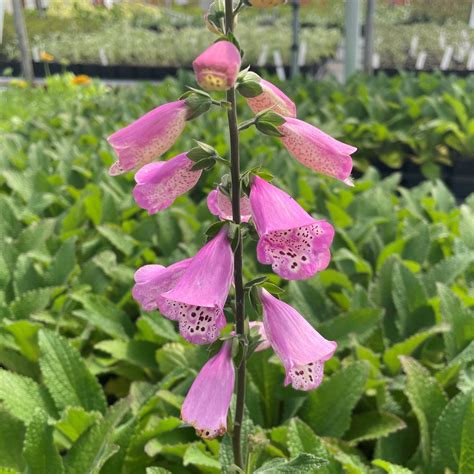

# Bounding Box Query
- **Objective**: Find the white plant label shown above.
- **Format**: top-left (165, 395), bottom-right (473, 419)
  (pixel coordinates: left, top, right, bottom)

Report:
top-left (440, 46), bottom-right (453, 70)
top-left (257, 45), bottom-right (268, 67)
top-left (273, 50), bottom-right (286, 81)
top-left (298, 40), bottom-right (307, 67)
top-left (415, 51), bottom-right (427, 70)
top-left (409, 36), bottom-right (419, 57)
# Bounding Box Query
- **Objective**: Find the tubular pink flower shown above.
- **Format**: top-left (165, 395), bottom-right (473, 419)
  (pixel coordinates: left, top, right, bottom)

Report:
top-left (249, 176), bottom-right (334, 280)
top-left (279, 118), bottom-right (357, 183)
top-left (207, 188), bottom-right (251, 222)
top-left (107, 100), bottom-right (188, 176)
top-left (246, 79), bottom-right (296, 117)
top-left (133, 153), bottom-right (202, 215)
top-left (260, 289), bottom-right (337, 391)
top-left (193, 41), bottom-right (241, 91)
top-left (181, 341), bottom-right (234, 439)
top-left (159, 228), bottom-right (234, 344)
top-left (132, 259), bottom-right (193, 313)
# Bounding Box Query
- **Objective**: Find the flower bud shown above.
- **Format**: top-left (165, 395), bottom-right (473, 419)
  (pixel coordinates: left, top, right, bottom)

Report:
top-left (193, 41), bottom-right (241, 91)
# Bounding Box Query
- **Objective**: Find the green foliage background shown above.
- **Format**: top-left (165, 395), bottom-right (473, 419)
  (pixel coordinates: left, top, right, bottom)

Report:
top-left (0, 73), bottom-right (473, 473)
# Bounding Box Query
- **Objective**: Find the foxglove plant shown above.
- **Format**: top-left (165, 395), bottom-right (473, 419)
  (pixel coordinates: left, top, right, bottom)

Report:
top-left (107, 0), bottom-right (356, 469)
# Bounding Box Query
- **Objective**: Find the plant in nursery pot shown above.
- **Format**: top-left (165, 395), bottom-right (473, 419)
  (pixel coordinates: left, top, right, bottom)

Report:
top-left (106, 0), bottom-right (357, 470)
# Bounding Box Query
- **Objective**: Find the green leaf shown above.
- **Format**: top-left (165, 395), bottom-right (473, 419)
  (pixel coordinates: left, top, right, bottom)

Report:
top-left (55, 407), bottom-right (102, 443)
top-left (400, 357), bottom-right (447, 467)
top-left (423, 254), bottom-right (474, 296)
top-left (9, 287), bottom-right (58, 320)
top-left (437, 284), bottom-right (473, 360)
top-left (0, 409), bottom-right (25, 472)
top-left (71, 293), bottom-right (134, 340)
top-left (431, 390), bottom-right (474, 474)
top-left (392, 262), bottom-right (428, 338)
top-left (0, 370), bottom-right (56, 423)
top-left (218, 435), bottom-right (234, 474)
top-left (182, 444), bottom-right (220, 471)
top-left (255, 453), bottom-right (327, 473)
top-left (64, 400), bottom-right (128, 474)
top-left (372, 459), bottom-right (413, 474)
top-left (38, 330), bottom-right (107, 414)
top-left (345, 411), bottom-right (406, 444)
top-left (46, 238), bottom-right (76, 286)
top-left (97, 225), bottom-right (136, 256)
top-left (23, 409), bottom-right (64, 474)
top-left (146, 468), bottom-right (172, 474)
top-left (5, 320), bottom-right (41, 362)
top-left (301, 362), bottom-right (369, 437)
top-left (383, 325), bottom-right (448, 374)
top-left (95, 339), bottom-right (158, 369)
top-left (318, 308), bottom-right (383, 349)
top-left (287, 418), bottom-right (339, 474)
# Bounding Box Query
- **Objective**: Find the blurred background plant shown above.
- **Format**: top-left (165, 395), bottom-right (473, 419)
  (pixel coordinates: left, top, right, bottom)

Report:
top-left (0, 73), bottom-right (473, 473)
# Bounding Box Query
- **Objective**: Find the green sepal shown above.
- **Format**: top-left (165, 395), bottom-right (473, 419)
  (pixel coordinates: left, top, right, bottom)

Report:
top-left (244, 276), bottom-right (268, 290)
top-left (205, 221), bottom-right (227, 241)
top-left (190, 157), bottom-right (216, 171)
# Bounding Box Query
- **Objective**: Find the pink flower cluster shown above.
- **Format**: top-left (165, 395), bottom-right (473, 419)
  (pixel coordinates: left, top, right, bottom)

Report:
top-left (106, 38), bottom-right (356, 440)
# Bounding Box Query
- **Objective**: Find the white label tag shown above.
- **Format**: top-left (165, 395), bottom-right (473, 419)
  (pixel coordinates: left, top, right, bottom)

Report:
top-left (273, 50), bottom-right (286, 81)
top-left (257, 45), bottom-right (268, 67)
top-left (298, 40), bottom-right (307, 67)
top-left (467, 49), bottom-right (474, 70)
top-left (440, 46), bottom-right (453, 70)
top-left (409, 36), bottom-right (419, 57)
top-left (415, 51), bottom-right (427, 70)
top-left (32, 46), bottom-right (40, 62)
top-left (99, 48), bottom-right (109, 66)
top-left (372, 53), bottom-right (380, 69)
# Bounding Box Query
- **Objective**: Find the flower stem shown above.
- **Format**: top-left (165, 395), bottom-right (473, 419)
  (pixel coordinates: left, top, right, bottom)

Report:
top-left (225, 0), bottom-right (247, 470)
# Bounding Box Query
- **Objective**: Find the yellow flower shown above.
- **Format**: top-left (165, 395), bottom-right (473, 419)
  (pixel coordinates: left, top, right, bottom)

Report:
top-left (71, 75), bottom-right (92, 86)
top-left (9, 79), bottom-right (28, 88)
top-left (40, 52), bottom-right (55, 62)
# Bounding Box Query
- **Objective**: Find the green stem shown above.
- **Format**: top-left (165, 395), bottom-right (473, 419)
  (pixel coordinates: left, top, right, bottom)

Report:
top-left (225, 0), bottom-right (247, 470)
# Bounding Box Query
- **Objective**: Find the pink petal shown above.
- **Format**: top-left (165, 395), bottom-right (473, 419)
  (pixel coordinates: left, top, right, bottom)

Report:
top-left (160, 228), bottom-right (233, 344)
top-left (132, 259), bottom-right (192, 313)
top-left (181, 341), bottom-right (234, 438)
top-left (193, 41), bottom-right (241, 91)
top-left (246, 79), bottom-right (296, 117)
top-left (261, 290), bottom-right (337, 391)
top-left (133, 153), bottom-right (202, 214)
top-left (207, 189), bottom-right (251, 222)
top-left (107, 100), bottom-right (188, 175)
top-left (280, 118), bottom-right (356, 183)
top-left (250, 176), bottom-right (334, 280)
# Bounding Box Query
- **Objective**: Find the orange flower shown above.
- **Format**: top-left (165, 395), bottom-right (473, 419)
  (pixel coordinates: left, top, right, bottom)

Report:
top-left (71, 75), bottom-right (92, 86)
top-left (40, 52), bottom-right (54, 62)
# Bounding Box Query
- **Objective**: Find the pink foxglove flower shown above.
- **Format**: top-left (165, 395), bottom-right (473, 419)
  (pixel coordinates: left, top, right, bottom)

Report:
top-left (280, 118), bottom-right (357, 184)
top-left (133, 152), bottom-right (202, 215)
top-left (181, 341), bottom-right (234, 439)
top-left (246, 78), bottom-right (296, 117)
top-left (260, 289), bottom-right (337, 391)
top-left (132, 259), bottom-right (192, 312)
top-left (158, 228), bottom-right (233, 344)
top-left (107, 100), bottom-right (188, 176)
top-left (193, 40), bottom-right (241, 91)
top-left (207, 188), bottom-right (251, 222)
top-left (250, 176), bottom-right (334, 280)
